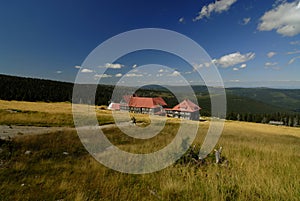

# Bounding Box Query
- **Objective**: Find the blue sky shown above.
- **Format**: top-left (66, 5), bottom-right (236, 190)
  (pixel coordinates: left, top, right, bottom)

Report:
top-left (0, 0), bottom-right (300, 88)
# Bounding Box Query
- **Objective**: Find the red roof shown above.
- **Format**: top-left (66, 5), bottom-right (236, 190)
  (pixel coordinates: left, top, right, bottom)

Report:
top-left (126, 96), bottom-right (167, 108)
top-left (172, 99), bottom-right (201, 112)
top-left (122, 95), bottom-right (132, 104)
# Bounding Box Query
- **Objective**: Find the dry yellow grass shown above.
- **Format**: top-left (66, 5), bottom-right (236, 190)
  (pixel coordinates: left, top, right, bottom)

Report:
top-left (0, 100), bottom-right (299, 200)
top-left (0, 100), bottom-right (113, 126)
top-left (0, 100), bottom-right (72, 114)
top-left (223, 120), bottom-right (300, 138)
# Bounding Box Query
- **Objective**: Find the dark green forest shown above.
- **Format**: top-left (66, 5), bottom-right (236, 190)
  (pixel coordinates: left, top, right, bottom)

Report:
top-left (0, 74), bottom-right (299, 126)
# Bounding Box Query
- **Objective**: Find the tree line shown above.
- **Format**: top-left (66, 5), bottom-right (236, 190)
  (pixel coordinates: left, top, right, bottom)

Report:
top-left (226, 112), bottom-right (300, 127)
top-left (0, 74), bottom-right (113, 105)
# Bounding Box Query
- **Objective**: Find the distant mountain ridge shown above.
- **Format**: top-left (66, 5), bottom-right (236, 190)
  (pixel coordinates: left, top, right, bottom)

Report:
top-left (226, 88), bottom-right (300, 113)
top-left (0, 74), bottom-right (299, 115)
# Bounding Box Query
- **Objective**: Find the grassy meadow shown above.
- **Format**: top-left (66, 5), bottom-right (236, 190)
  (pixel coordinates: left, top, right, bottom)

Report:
top-left (0, 100), bottom-right (299, 200)
top-left (0, 100), bottom-right (115, 127)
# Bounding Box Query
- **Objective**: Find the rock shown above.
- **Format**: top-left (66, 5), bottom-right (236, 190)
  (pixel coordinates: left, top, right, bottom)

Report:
top-left (62, 152), bottom-right (69, 155)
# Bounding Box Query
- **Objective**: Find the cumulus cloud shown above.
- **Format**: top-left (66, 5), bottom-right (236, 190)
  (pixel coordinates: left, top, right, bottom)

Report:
top-left (132, 64), bottom-right (138, 68)
top-left (169, 71), bottom-right (181, 77)
top-left (213, 52), bottom-right (255, 68)
top-left (56, 70), bottom-right (62, 74)
top-left (267, 51), bottom-right (277, 58)
top-left (258, 1), bottom-right (300, 36)
top-left (240, 63), bottom-right (247, 68)
top-left (179, 17), bottom-right (185, 23)
top-left (74, 65), bottom-right (82, 69)
top-left (194, 0), bottom-right (237, 21)
top-left (115, 73), bottom-right (122, 77)
top-left (233, 67), bottom-right (239, 71)
top-left (105, 63), bottom-right (124, 69)
top-left (81, 68), bottom-right (93, 73)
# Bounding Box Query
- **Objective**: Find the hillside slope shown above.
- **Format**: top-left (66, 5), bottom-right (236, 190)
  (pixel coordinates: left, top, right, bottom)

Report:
top-left (0, 74), bottom-right (298, 115)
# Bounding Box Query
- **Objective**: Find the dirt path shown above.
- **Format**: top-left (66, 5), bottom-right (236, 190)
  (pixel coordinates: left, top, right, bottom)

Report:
top-left (0, 125), bottom-right (70, 139)
top-left (0, 122), bottom-right (132, 140)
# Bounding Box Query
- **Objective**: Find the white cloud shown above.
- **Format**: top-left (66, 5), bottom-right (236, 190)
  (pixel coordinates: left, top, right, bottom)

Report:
top-left (132, 64), bottom-right (138, 68)
top-left (192, 63), bottom-right (203, 69)
top-left (94, 74), bottom-right (112, 78)
top-left (204, 62), bottom-right (212, 67)
top-left (288, 56), bottom-right (300, 64)
top-left (273, 0), bottom-right (287, 8)
top-left (169, 71), bottom-right (181, 77)
top-left (56, 70), bottom-right (62, 74)
top-left (242, 17), bottom-right (251, 25)
top-left (105, 63), bottom-right (124, 69)
top-left (194, 0), bottom-right (237, 21)
top-left (81, 68), bottom-right (93, 73)
top-left (179, 17), bottom-right (185, 23)
top-left (240, 63), bottom-right (247, 68)
top-left (258, 1), bottom-right (300, 36)
top-left (265, 62), bottom-right (278, 67)
top-left (213, 52), bottom-right (255, 68)
top-left (265, 62), bottom-right (281, 70)
top-left (193, 63), bottom-right (204, 71)
top-left (158, 69), bottom-right (164, 73)
top-left (115, 73), bottom-right (122, 77)
top-left (286, 50), bottom-right (300, 55)
top-left (233, 67), bottom-right (239, 71)
top-left (74, 65), bottom-right (81, 69)
top-left (125, 73), bottom-right (143, 77)
top-left (290, 40), bottom-right (300, 45)
top-left (267, 51), bottom-right (277, 58)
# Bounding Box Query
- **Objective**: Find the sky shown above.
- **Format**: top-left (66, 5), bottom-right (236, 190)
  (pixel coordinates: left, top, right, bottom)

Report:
top-left (1, 0), bottom-right (300, 88)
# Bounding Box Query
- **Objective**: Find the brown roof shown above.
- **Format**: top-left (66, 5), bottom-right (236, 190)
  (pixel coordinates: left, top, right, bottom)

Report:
top-left (125, 96), bottom-right (167, 108)
top-left (172, 99), bottom-right (201, 112)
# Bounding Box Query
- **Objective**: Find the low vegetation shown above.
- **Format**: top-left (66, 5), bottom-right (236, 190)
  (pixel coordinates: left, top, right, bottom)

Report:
top-left (1, 116), bottom-right (299, 200)
top-left (0, 100), bottom-right (115, 127)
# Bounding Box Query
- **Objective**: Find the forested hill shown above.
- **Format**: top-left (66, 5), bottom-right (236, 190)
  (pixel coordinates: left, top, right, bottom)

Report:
top-left (0, 74), bottom-right (73, 102)
top-left (0, 74), bottom-right (299, 116)
top-left (0, 74), bottom-right (114, 105)
top-left (226, 88), bottom-right (300, 113)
